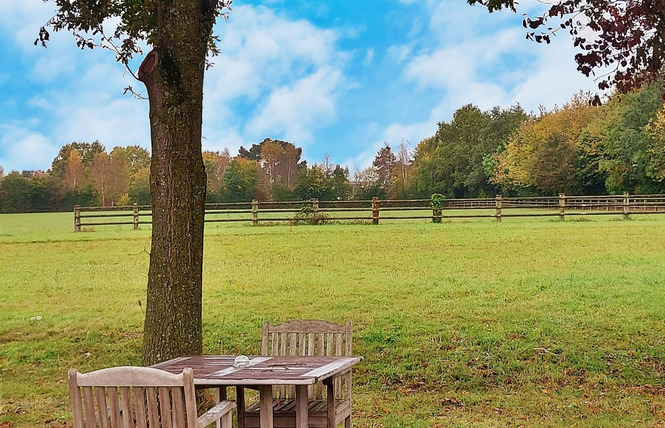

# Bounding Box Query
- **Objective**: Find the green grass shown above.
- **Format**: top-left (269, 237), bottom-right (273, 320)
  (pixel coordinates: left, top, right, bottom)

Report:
top-left (1, 212), bottom-right (665, 426)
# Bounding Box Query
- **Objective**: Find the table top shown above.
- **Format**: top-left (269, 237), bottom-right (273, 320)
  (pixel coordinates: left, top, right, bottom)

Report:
top-left (151, 355), bottom-right (362, 386)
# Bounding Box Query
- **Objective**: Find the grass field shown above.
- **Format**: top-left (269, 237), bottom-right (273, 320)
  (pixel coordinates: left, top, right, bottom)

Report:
top-left (1, 212), bottom-right (665, 427)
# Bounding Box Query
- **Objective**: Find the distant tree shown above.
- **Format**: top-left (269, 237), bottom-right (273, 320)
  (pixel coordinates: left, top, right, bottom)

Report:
top-left (280, 143), bottom-right (302, 190)
top-left (260, 141), bottom-right (282, 185)
top-left (373, 143), bottom-right (396, 189)
top-left (0, 173), bottom-right (59, 213)
top-left (409, 104), bottom-right (527, 198)
top-left (89, 152), bottom-right (111, 206)
top-left (493, 95), bottom-right (598, 194)
top-left (0, 165), bottom-right (4, 180)
top-left (129, 166), bottom-right (151, 205)
top-left (238, 144), bottom-right (262, 161)
top-left (51, 141), bottom-right (105, 178)
top-left (111, 146), bottom-right (150, 177)
top-left (203, 150), bottom-right (231, 202)
top-left (352, 166), bottom-right (387, 200)
top-left (328, 165), bottom-right (352, 200)
top-left (223, 158), bottom-right (260, 202)
top-left (646, 108), bottom-right (665, 182)
top-left (294, 165), bottom-right (328, 201)
top-left (242, 138), bottom-right (304, 194)
top-left (62, 150), bottom-right (86, 191)
top-left (582, 83), bottom-right (665, 193)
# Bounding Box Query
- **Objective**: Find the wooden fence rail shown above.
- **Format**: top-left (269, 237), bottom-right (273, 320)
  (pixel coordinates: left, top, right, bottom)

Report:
top-left (73, 193), bottom-right (665, 231)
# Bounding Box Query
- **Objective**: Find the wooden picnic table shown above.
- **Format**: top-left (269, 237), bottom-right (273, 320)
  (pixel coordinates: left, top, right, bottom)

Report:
top-left (151, 355), bottom-right (361, 428)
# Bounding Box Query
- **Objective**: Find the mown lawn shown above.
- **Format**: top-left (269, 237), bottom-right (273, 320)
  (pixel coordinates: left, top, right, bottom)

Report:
top-left (1, 212), bottom-right (664, 427)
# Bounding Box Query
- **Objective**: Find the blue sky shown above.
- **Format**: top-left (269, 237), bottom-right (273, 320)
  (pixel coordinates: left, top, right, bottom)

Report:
top-left (0, 0), bottom-right (598, 174)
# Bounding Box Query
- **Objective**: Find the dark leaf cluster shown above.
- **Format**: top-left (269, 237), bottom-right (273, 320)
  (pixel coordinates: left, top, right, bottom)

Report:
top-left (472, 0), bottom-right (665, 95)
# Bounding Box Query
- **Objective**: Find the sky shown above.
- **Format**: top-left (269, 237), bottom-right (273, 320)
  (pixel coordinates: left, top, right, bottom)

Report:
top-left (0, 0), bottom-right (599, 174)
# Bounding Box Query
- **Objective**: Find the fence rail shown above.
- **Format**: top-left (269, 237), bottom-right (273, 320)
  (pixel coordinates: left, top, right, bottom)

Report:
top-left (73, 193), bottom-right (665, 231)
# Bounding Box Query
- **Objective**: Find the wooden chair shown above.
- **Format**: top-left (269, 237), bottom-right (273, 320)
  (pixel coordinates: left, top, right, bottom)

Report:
top-left (241, 320), bottom-right (354, 428)
top-left (68, 366), bottom-right (236, 428)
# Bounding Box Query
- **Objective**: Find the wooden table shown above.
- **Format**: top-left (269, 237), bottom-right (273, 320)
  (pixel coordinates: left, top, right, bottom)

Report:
top-left (152, 355), bottom-right (361, 428)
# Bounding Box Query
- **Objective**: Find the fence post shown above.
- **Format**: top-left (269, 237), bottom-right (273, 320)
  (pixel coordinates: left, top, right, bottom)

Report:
top-left (372, 197), bottom-right (380, 225)
top-left (623, 191), bottom-right (630, 220)
top-left (252, 199), bottom-right (259, 226)
top-left (559, 193), bottom-right (566, 221)
top-left (133, 203), bottom-right (139, 230)
top-left (74, 205), bottom-right (81, 232)
top-left (312, 199), bottom-right (320, 225)
top-left (495, 194), bottom-right (502, 222)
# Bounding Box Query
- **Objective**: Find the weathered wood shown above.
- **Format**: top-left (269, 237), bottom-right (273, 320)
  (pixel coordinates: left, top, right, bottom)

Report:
top-left (67, 366), bottom-right (235, 428)
top-left (133, 203), bottom-right (139, 230)
top-left (259, 385), bottom-right (274, 428)
top-left (372, 197), bottom-right (380, 224)
top-left (252, 199), bottom-right (259, 226)
top-left (74, 194), bottom-right (665, 229)
top-left (245, 320), bottom-right (354, 427)
top-left (559, 193), bottom-right (566, 221)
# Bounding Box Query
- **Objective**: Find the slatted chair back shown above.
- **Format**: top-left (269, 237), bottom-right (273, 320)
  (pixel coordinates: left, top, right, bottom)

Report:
top-left (68, 366), bottom-right (198, 428)
top-left (261, 319), bottom-right (353, 400)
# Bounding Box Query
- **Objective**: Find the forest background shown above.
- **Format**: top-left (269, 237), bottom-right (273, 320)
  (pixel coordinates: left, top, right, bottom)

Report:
top-left (2, 83), bottom-right (665, 213)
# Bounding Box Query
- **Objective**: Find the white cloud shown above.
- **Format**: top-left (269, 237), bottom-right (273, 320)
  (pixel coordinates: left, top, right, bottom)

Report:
top-left (246, 67), bottom-right (342, 144)
top-left (202, 4), bottom-right (349, 151)
top-left (54, 95), bottom-right (150, 151)
top-left (0, 126), bottom-right (57, 172)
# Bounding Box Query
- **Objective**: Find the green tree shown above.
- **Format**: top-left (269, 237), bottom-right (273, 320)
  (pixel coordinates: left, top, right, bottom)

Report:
top-left (51, 141), bottom-right (105, 178)
top-left (203, 149), bottom-right (231, 202)
top-left (492, 95), bottom-right (598, 195)
top-left (39, 0), bottom-right (232, 364)
top-left (409, 104), bottom-right (527, 198)
top-left (223, 158), bottom-right (260, 202)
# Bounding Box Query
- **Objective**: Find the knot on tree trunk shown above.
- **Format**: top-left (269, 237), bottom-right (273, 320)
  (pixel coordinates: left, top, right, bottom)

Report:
top-left (139, 50), bottom-right (159, 82)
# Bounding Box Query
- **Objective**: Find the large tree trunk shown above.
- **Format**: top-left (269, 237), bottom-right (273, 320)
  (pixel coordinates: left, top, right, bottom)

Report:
top-left (139, 0), bottom-right (216, 366)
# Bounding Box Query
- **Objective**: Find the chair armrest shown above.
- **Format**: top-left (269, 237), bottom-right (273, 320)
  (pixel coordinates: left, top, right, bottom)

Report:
top-left (197, 400), bottom-right (236, 427)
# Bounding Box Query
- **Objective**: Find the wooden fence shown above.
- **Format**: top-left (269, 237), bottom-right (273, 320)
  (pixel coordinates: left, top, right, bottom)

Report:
top-left (73, 193), bottom-right (665, 231)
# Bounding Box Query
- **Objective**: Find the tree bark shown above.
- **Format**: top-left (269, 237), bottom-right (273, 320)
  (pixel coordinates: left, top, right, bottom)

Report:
top-left (139, 0), bottom-right (216, 365)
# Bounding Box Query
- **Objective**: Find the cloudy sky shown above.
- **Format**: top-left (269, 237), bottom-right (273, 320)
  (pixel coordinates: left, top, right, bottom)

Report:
top-left (0, 0), bottom-right (598, 174)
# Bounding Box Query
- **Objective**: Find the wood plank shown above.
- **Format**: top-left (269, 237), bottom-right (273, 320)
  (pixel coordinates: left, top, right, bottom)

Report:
top-left (295, 385), bottom-right (308, 428)
top-left (107, 387), bottom-right (122, 428)
top-left (81, 386), bottom-right (96, 428)
top-left (158, 386), bottom-right (173, 428)
top-left (326, 382), bottom-right (335, 428)
top-left (145, 387), bottom-right (160, 428)
top-left (119, 387), bottom-right (132, 428)
top-left (302, 357), bottom-right (359, 379)
top-left (67, 370), bottom-right (85, 428)
top-left (172, 387), bottom-right (186, 427)
top-left (133, 387), bottom-right (147, 428)
top-left (259, 385), bottom-right (273, 428)
top-left (95, 387), bottom-right (109, 428)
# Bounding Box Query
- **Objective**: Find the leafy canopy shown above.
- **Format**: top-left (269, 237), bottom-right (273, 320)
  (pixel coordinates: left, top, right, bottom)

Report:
top-left (468, 0), bottom-right (665, 98)
top-left (36, 0), bottom-right (232, 76)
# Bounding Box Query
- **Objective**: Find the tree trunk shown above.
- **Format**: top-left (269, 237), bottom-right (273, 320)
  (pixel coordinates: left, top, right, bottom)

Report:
top-left (139, 0), bottom-right (216, 366)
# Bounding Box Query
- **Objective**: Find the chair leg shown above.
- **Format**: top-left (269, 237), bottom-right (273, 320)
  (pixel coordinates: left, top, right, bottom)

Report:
top-left (236, 386), bottom-right (246, 428)
top-left (345, 415), bottom-right (352, 428)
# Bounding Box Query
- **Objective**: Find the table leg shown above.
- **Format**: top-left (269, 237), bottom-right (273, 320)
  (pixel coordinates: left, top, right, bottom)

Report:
top-left (326, 380), bottom-right (335, 428)
top-left (258, 385), bottom-right (273, 428)
top-left (236, 386), bottom-right (246, 428)
top-left (295, 385), bottom-right (308, 428)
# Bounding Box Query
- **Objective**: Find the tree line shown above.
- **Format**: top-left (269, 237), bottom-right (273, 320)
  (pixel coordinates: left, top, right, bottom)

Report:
top-left (2, 83), bottom-right (665, 213)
